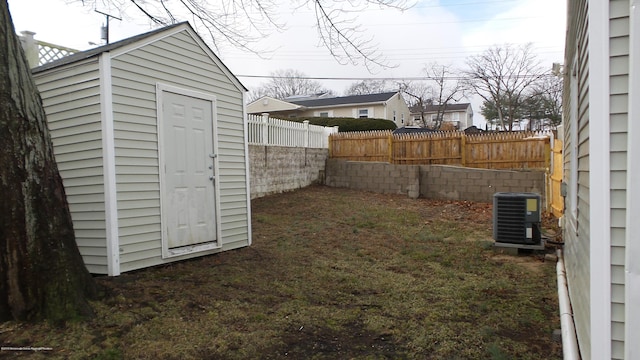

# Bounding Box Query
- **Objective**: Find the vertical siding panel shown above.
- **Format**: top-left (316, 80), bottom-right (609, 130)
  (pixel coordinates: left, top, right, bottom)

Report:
top-left (563, 0), bottom-right (592, 357)
top-left (33, 59), bottom-right (108, 274)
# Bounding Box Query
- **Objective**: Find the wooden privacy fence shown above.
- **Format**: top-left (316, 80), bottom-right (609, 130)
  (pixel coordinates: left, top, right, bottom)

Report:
top-left (329, 130), bottom-right (552, 169)
top-left (548, 138), bottom-right (564, 217)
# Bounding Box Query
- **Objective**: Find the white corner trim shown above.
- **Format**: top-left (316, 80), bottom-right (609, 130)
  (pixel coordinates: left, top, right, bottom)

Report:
top-left (588, 1), bottom-right (611, 358)
top-left (626, 2), bottom-right (640, 358)
top-left (99, 53), bottom-right (120, 276)
top-left (243, 92), bottom-right (253, 246)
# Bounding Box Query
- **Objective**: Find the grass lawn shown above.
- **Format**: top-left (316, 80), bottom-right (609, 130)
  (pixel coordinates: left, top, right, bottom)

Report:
top-left (0, 185), bottom-right (562, 359)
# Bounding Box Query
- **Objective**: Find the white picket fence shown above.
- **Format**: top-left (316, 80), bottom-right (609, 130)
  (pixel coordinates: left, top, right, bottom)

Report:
top-left (247, 114), bottom-right (338, 148)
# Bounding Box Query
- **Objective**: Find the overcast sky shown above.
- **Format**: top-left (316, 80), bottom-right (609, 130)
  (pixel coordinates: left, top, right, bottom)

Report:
top-left (7, 0), bottom-right (567, 126)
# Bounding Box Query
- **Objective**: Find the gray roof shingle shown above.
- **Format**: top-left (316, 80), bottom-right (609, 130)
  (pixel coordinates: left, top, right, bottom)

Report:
top-left (289, 92), bottom-right (398, 107)
top-left (409, 103), bottom-right (471, 113)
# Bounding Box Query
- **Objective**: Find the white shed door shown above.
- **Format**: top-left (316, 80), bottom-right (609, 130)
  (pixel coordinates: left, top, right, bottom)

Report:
top-left (162, 91), bottom-right (217, 249)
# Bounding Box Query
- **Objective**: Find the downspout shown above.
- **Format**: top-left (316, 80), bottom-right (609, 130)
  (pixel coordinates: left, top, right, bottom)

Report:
top-left (556, 249), bottom-right (580, 360)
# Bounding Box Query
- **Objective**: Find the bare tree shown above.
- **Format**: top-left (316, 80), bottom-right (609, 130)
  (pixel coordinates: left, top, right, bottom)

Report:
top-left (249, 69), bottom-right (334, 101)
top-left (77, 0), bottom-right (412, 70)
top-left (525, 74), bottom-right (563, 130)
top-left (401, 62), bottom-right (465, 130)
top-left (1, 0), bottom-right (98, 322)
top-left (344, 80), bottom-right (390, 95)
top-left (464, 43), bottom-right (545, 131)
top-left (400, 81), bottom-right (432, 128)
top-left (421, 62), bottom-right (465, 130)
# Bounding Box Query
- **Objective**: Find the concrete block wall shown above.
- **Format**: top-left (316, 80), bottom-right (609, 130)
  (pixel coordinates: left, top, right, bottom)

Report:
top-left (419, 165), bottom-right (545, 204)
top-left (325, 159), bottom-right (420, 198)
top-left (324, 159), bottom-right (545, 204)
top-left (249, 145), bottom-right (328, 199)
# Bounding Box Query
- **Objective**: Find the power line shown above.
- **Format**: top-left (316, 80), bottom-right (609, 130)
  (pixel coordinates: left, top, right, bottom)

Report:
top-left (236, 74), bottom-right (555, 81)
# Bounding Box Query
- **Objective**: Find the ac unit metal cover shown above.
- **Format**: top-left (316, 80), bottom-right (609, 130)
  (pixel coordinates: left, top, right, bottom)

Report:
top-left (493, 192), bottom-right (541, 245)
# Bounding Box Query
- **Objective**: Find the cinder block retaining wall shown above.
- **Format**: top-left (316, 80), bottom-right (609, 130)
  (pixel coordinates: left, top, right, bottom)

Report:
top-left (324, 160), bottom-right (420, 198)
top-left (419, 165), bottom-right (545, 203)
top-left (249, 145), bottom-right (328, 199)
top-left (325, 159), bottom-right (546, 203)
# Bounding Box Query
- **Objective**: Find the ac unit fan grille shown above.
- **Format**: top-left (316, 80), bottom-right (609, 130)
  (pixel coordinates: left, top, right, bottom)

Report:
top-left (495, 197), bottom-right (527, 242)
top-left (493, 193), bottom-right (541, 245)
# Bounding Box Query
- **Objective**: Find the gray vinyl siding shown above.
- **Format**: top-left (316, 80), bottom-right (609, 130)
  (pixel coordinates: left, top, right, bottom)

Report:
top-left (109, 30), bottom-right (248, 273)
top-left (564, 1), bottom-right (630, 358)
top-left (563, 0), bottom-right (592, 358)
top-left (32, 59), bottom-right (108, 274)
top-left (609, 1), bottom-right (629, 358)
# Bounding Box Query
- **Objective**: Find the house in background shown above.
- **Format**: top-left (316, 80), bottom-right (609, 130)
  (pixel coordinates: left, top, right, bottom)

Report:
top-left (409, 103), bottom-right (473, 130)
top-left (30, 22), bottom-right (252, 276)
top-left (247, 91), bottom-right (411, 128)
top-left (562, 0), bottom-right (639, 359)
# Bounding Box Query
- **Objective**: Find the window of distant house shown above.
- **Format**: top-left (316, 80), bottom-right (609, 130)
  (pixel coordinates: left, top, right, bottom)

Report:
top-left (401, 113), bottom-right (405, 124)
top-left (430, 114), bottom-right (437, 122)
top-left (393, 110), bottom-right (397, 122)
top-left (319, 112), bottom-right (329, 117)
top-left (451, 112), bottom-right (460, 122)
top-left (358, 109), bottom-right (369, 118)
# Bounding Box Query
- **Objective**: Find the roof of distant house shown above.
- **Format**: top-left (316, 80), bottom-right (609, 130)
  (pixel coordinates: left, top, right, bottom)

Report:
top-left (409, 103), bottom-right (471, 113)
top-left (289, 92), bottom-right (398, 107)
top-left (392, 126), bottom-right (436, 134)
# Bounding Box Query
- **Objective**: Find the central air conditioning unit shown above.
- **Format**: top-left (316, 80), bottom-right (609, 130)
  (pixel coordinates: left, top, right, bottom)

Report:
top-left (493, 192), bottom-right (543, 249)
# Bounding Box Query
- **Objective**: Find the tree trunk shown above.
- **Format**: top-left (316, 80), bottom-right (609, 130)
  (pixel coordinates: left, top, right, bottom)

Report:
top-left (0, 0), bottom-right (97, 322)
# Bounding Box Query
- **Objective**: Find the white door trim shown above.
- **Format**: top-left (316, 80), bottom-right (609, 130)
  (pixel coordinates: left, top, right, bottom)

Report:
top-left (156, 83), bottom-right (222, 259)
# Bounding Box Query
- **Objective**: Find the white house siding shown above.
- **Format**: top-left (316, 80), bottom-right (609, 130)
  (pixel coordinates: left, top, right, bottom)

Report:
top-left (32, 58), bottom-right (108, 274)
top-left (609, 1), bottom-right (629, 357)
top-left (298, 105), bottom-right (379, 119)
top-left (108, 30), bottom-right (249, 272)
top-left (563, 0), bottom-right (592, 357)
top-left (385, 93), bottom-right (411, 127)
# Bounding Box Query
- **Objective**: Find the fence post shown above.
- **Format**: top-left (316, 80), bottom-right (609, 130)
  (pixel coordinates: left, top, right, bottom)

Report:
top-left (544, 138), bottom-right (551, 170)
top-left (19, 31), bottom-right (39, 67)
top-left (388, 132), bottom-right (393, 164)
top-left (261, 113), bottom-right (269, 146)
top-left (460, 133), bottom-right (467, 166)
top-left (303, 120), bottom-right (310, 148)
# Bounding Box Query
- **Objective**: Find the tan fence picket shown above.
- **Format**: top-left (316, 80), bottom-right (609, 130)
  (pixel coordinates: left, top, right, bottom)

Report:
top-left (330, 131), bottom-right (551, 170)
top-left (549, 138), bottom-right (564, 217)
top-left (329, 130), bottom-right (392, 162)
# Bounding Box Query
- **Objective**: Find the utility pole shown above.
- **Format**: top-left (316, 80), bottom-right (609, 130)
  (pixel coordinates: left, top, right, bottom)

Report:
top-left (95, 10), bottom-right (122, 44)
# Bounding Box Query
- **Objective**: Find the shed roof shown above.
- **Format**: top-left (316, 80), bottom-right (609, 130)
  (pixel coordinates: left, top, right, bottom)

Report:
top-left (32, 22), bottom-right (246, 91)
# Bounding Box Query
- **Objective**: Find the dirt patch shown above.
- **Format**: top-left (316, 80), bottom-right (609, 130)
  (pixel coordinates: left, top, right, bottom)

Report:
top-left (490, 254), bottom-right (548, 274)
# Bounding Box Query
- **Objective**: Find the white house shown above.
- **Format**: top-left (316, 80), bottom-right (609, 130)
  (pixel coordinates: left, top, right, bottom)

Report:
top-left (31, 22), bottom-right (252, 276)
top-left (409, 103), bottom-right (473, 129)
top-left (562, 1), bottom-right (640, 359)
top-left (247, 92), bottom-right (411, 128)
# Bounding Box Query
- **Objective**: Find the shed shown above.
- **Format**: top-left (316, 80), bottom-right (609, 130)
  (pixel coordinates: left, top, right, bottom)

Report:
top-left (31, 22), bottom-right (252, 276)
